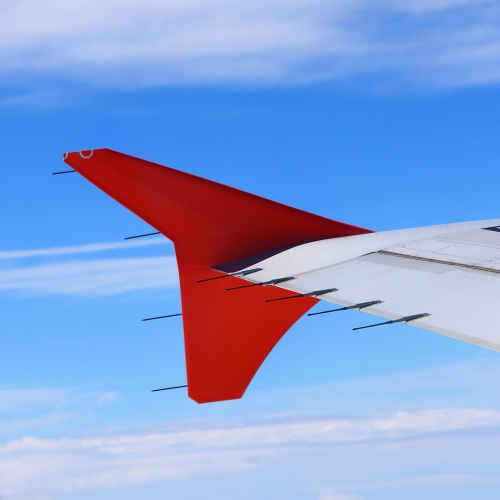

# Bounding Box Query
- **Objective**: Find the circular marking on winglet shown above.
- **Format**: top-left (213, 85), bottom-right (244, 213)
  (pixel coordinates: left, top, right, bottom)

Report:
top-left (63, 152), bottom-right (68, 160)
top-left (79, 150), bottom-right (94, 159)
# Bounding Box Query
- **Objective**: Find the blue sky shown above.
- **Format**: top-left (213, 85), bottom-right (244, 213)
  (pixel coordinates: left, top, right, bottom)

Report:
top-left (2, 1), bottom-right (500, 499)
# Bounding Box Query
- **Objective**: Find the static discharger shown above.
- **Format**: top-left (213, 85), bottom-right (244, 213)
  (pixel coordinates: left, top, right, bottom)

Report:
top-left (152, 385), bottom-right (188, 393)
top-left (197, 268), bottom-right (263, 283)
top-left (308, 300), bottom-right (383, 316)
top-left (142, 313), bottom-right (182, 322)
top-left (125, 231), bottom-right (161, 240)
top-left (52, 170), bottom-right (76, 175)
top-left (267, 288), bottom-right (338, 303)
top-left (226, 276), bottom-right (295, 291)
top-left (353, 313), bottom-right (431, 331)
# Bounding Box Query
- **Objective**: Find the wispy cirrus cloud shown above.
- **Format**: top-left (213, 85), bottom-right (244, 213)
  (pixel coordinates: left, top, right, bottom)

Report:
top-left (0, 389), bottom-right (72, 414)
top-left (0, 388), bottom-right (118, 415)
top-left (0, 257), bottom-right (178, 296)
top-left (0, 238), bottom-right (169, 260)
top-left (0, 387), bottom-right (119, 440)
top-left (1, 0), bottom-right (500, 93)
top-left (0, 240), bottom-right (178, 296)
top-left (319, 494), bottom-right (365, 500)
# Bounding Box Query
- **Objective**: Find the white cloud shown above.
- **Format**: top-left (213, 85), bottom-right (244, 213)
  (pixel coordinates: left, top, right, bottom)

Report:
top-left (0, 407), bottom-right (498, 498)
top-left (98, 392), bottom-right (119, 404)
top-left (0, 238), bottom-right (169, 260)
top-left (0, 256), bottom-right (179, 296)
top-left (0, 389), bottom-right (71, 414)
top-left (320, 493), bottom-right (365, 500)
top-left (0, 387), bottom-right (118, 415)
top-left (0, 239), bottom-right (178, 296)
top-left (2, 361), bottom-right (500, 499)
top-left (1, 0), bottom-right (500, 91)
top-left (0, 387), bottom-right (119, 440)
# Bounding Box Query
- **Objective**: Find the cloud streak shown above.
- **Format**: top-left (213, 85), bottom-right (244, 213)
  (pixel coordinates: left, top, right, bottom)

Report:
top-left (1, 0), bottom-right (500, 92)
top-left (0, 387), bottom-right (119, 440)
top-left (0, 240), bottom-right (178, 296)
top-left (0, 407), bottom-right (499, 498)
top-left (0, 238), bottom-right (169, 260)
top-left (0, 257), bottom-right (179, 296)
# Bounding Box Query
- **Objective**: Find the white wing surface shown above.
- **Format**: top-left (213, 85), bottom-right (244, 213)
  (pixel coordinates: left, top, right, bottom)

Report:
top-left (232, 219), bottom-right (500, 352)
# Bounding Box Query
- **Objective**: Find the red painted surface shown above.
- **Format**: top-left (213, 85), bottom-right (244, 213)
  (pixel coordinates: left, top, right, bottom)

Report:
top-left (64, 149), bottom-right (372, 403)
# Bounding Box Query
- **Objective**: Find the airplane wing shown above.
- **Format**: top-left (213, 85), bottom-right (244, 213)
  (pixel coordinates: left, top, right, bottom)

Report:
top-left (63, 149), bottom-right (500, 403)
top-left (63, 149), bottom-right (371, 403)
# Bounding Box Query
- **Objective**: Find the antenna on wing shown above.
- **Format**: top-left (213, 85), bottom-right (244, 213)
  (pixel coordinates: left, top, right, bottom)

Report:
top-left (142, 313), bottom-right (182, 322)
top-left (226, 277), bottom-right (295, 291)
top-left (125, 232), bottom-right (161, 240)
top-left (267, 288), bottom-right (338, 303)
top-left (152, 385), bottom-right (188, 393)
top-left (353, 313), bottom-right (430, 331)
top-left (309, 300), bottom-right (383, 316)
top-left (197, 268), bottom-right (263, 283)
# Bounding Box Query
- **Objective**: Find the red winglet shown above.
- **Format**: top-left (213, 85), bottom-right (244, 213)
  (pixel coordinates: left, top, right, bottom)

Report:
top-left (64, 149), bottom-right (372, 403)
